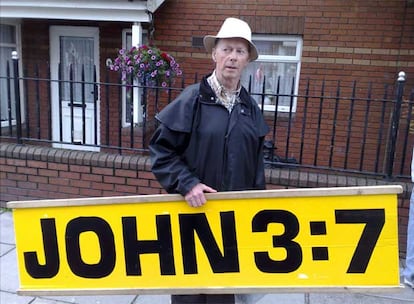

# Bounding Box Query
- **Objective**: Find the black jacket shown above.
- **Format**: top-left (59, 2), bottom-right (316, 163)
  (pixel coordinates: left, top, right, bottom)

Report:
top-left (149, 75), bottom-right (269, 196)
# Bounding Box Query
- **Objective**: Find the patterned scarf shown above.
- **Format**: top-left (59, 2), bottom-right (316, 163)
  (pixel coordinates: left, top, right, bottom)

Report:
top-left (207, 71), bottom-right (241, 113)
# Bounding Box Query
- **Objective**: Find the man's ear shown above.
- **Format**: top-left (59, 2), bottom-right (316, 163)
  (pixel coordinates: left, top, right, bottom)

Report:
top-left (212, 50), bottom-right (216, 62)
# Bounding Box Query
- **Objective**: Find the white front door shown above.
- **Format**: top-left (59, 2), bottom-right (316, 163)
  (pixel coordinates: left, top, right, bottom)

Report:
top-left (50, 26), bottom-right (100, 151)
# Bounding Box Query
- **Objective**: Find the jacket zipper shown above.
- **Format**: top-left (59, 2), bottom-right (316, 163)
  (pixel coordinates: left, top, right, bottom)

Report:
top-left (220, 102), bottom-right (236, 191)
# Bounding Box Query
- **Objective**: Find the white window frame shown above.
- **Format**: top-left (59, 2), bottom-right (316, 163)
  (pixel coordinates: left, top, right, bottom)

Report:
top-left (121, 29), bottom-right (133, 127)
top-left (121, 28), bottom-right (148, 127)
top-left (0, 20), bottom-right (24, 127)
top-left (245, 35), bottom-right (302, 113)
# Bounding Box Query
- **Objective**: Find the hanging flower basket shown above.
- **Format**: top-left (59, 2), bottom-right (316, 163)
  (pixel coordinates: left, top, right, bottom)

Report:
top-left (109, 45), bottom-right (182, 87)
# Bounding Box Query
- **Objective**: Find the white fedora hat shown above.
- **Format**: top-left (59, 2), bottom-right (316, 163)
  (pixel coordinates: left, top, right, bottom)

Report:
top-left (203, 17), bottom-right (258, 61)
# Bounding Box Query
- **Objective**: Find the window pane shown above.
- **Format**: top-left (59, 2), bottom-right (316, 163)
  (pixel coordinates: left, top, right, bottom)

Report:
top-left (60, 36), bottom-right (95, 103)
top-left (242, 36), bottom-right (302, 112)
top-left (125, 32), bottom-right (148, 47)
top-left (0, 24), bottom-right (16, 44)
top-left (254, 40), bottom-right (297, 56)
top-left (242, 61), bottom-right (297, 108)
top-left (126, 32), bottom-right (132, 48)
top-left (0, 46), bottom-right (16, 122)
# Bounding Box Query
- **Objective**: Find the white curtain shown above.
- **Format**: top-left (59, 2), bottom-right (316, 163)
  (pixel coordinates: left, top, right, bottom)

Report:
top-left (0, 24), bottom-right (16, 122)
top-left (60, 36), bottom-right (95, 103)
top-left (242, 61), bottom-right (297, 108)
top-left (241, 39), bottom-right (298, 109)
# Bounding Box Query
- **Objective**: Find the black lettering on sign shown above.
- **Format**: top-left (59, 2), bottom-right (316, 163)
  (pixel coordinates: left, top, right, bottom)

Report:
top-left (122, 215), bottom-right (175, 276)
top-left (335, 209), bottom-right (385, 273)
top-left (24, 218), bottom-right (60, 278)
top-left (179, 212), bottom-right (239, 274)
top-left (65, 217), bottom-right (115, 278)
top-left (252, 210), bottom-right (302, 273)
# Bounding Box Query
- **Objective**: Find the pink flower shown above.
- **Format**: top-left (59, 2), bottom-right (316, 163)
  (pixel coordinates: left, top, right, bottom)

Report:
top-left (109, 45), bottom-right (182, 86)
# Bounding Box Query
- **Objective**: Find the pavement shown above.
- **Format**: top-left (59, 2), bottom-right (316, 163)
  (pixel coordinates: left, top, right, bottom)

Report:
top-left (1, 208), bottom-right (413, 304)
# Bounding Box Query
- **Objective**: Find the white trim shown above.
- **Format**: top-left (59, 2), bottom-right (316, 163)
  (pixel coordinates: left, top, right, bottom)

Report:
top-left (49, 26), bottom-right (100, 79)
top-left (132, 23), bottom-right (143, 125)
top-left (121, 29), bottom-right (131, 128)
top-left (0, 0), bottom-right (164, 22)
top-left (121, 28), bottom-right (148, 128)
top-left (0, 20), bottom-right (25, 127)
top-left (254, 35), bottom-right (303, 58)
top-left (252, 35), bottom-right (303, 113)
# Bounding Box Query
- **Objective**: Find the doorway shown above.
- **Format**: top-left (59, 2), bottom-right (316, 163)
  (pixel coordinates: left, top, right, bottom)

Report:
top-left (50, 26), bottom-right (100, 151)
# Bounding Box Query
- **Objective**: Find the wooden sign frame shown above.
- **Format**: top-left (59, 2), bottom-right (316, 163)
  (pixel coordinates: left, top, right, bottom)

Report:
top-left (7, 185), bottom-right (403, 296)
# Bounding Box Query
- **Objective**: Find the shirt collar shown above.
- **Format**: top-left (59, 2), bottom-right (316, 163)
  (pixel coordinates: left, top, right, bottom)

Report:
top-left (207, 71), bottom-right (241, 112)
top-left (207, 71), bottom-right (241, 97)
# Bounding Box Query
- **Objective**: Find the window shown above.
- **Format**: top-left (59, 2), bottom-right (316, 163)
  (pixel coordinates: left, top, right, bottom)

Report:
top-left (241, 35), bottom-right (302, 112)
top-left (60, 36), bottom-right (95, 104)
top-left (0, 21), bottom-right (22, 127)
top-left (122, 29), bottom-right (148, 127)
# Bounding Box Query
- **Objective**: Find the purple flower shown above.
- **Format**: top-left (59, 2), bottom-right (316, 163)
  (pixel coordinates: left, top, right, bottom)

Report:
top-left (110, 45), bottom-right (181, 85)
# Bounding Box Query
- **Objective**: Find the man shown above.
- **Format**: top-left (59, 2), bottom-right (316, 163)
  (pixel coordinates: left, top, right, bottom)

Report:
top-left (403, 146), bottom-right (414, 289)
top-left (149, 17), bottom-right (268, 304)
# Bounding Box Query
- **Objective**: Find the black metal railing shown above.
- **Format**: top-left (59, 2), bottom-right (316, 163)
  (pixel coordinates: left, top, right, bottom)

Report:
top-left (256, 73), bottom-right (413, 180)
top-left (1, 56), bottom-right (413, 180)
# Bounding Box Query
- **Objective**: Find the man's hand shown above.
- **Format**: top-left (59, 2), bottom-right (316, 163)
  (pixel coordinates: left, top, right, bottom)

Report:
top-left (184, 183), bottom-right (217, 207)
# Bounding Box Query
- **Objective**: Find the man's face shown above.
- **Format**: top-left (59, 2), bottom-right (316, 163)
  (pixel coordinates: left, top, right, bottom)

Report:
top-left (212, 38), bottom-right (250, 86)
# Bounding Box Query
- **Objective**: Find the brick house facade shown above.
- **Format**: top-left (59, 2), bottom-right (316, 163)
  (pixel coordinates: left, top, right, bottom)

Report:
top-left (10, 0), bottom-right (413, 170)
top-left (153, 1), bottom-right (413, 88)
top-left (1, 0), bottom-right (413, 257)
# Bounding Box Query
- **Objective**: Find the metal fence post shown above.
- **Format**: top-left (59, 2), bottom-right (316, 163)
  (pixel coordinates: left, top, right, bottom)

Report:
top-left (12, 51), bottom-right (22, 144)
top-left (386, 71), bottom-right (406, 179)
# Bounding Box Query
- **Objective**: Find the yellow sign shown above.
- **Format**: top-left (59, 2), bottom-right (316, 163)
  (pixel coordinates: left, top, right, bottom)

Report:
top-left (7, 186), bottom-right (402, 295)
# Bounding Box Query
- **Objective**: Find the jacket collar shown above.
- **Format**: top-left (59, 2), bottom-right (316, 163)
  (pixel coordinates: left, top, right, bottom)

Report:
top-left (199, 73), bottom-right (251, 106)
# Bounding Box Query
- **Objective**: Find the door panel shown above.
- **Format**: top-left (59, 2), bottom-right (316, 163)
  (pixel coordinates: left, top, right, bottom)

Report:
top-left (50, 26), bottom-right (100, 151)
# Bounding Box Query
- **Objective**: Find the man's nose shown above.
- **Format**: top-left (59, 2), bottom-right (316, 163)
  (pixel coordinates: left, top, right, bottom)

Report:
top-left (229, 50), bottom-right (238, 60)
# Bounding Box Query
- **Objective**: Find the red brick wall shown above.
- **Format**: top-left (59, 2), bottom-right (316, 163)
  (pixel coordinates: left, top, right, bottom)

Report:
top-left (153, 0), bottom-right (414, 88)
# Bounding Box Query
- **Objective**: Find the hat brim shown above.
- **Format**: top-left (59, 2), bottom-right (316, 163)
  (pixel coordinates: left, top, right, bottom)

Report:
top-left (203, 35), bottom-right (258, 61)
